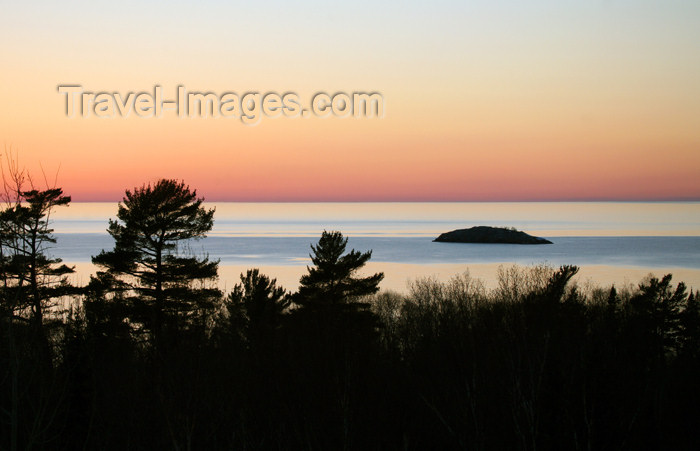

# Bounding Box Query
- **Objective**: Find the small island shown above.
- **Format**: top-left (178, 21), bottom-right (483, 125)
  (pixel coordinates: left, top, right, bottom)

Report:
top-left (434, 226), bottom-right (553, 244)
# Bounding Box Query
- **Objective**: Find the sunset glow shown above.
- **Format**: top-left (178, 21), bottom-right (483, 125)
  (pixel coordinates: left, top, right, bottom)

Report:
top-left (2, 1), bottom-right (699, 201)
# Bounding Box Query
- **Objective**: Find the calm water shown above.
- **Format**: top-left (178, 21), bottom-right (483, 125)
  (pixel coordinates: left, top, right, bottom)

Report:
top-left (49, 202), bottom-right (700, 270)
top-left (53, 234), bottom-right (700, 270)
top-left (52, 202), bottom-right (700, 237)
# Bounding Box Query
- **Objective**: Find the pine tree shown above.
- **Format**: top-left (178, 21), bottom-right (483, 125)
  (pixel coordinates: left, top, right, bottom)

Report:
top-left (296, 230), bottom-right (384, 307)
top-left (225, 268), bottom-right (290, 345)
top-left (291, 230), bottom-right (384, 344)
top-left (0, 186), bottom-right (74, 349)
top-left (91, 179), bottom-right (220, 345)
top-left (680, 290), bottom-right (700, 358)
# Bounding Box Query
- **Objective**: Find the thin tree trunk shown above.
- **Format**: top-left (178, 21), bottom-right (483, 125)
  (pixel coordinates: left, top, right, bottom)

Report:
top-left (155, 245), bottom-right (163, 349)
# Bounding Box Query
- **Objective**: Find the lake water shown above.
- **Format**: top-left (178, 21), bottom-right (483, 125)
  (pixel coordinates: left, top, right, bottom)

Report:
top-left (52, 202), bottom-right (700, 238)
top-left (50, 202), bottom-right (700, 290)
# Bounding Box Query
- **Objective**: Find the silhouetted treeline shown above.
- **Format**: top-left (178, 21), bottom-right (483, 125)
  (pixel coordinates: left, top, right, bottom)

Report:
top-left (2, 177), bottom-right (700, 450)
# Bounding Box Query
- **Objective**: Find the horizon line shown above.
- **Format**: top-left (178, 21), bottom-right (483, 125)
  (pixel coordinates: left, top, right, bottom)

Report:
top-left (66, 198), bottom-right (700, 203)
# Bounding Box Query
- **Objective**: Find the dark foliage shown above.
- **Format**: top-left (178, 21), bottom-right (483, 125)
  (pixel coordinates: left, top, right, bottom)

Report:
top-left (3, 208), bottom-right (700, 449)
top-left (0, 188), bottom-right (74, 331)
top-left (90, 179), bottom-right (220, 347)
top-left (291, 230), bottom-right (384, 354)
top-left (296, 230), bottom-right (384, 306)
top-left (221, 268), bottom-right (291, 349)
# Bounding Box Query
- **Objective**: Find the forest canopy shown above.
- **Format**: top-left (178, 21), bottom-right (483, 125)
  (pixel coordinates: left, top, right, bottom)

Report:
top-left (1, 176), bottom-right (699, 450)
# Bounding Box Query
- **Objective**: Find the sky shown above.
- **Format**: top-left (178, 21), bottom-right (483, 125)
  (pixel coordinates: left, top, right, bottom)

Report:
top-left (1, 0), bottom-right (699, 201)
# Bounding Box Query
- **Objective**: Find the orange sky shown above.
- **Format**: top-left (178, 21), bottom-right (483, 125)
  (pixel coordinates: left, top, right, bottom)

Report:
top-left (1, 1), bottom-right (699, 201)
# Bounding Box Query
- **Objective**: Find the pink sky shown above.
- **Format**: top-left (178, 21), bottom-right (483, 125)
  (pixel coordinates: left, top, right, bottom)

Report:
top-left (2, 1), bottom-right (699, 201)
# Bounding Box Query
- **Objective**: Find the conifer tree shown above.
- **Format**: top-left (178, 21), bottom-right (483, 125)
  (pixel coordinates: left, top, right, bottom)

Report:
top-left (296, 230), bottom-right (384, 308)
top-left (0, 159), bottom-right (74, 352)
top-left (225, 268), bottom-right (290, 345)
top-left (292, 230), bottom-right (384, 343)
top-left (92, 179), bottom-right (219, 344)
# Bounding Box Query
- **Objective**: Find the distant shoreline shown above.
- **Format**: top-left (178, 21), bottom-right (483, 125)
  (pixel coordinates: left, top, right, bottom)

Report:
top-left (65, 261), bottom-right (700, 294)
